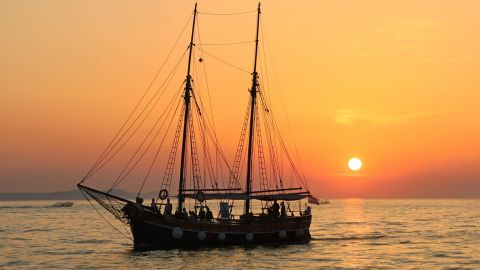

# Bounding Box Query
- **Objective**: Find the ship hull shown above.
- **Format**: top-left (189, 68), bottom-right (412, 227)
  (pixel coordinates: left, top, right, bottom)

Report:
top-left (129, 214), bottom-right (311, 249)
top-left (77, 184), bottom-right (312, 249)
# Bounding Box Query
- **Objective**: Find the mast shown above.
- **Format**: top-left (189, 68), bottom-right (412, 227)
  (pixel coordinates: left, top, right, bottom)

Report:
top-left (178, 3), bottom-right (197, 211)
top-left (245, 3), bottom-right (261, 215)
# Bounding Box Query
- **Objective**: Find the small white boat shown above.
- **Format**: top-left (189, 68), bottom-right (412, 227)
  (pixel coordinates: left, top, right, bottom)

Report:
top-left (51, 201), bottom-right (74, 207)
top-left (319, 199), bottom-right (330, 205)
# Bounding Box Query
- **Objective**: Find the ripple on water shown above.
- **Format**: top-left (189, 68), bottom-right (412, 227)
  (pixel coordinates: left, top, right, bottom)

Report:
top-left (10, 237), bottom-right (30, 241)
top-left (1, 199), bottom-right (479, 269)
top-left (74, 239), bottom-right (112, 244)
top-left (23, 228), bottom-right (54, 233)
top-left (313, 234), bottom-right (387, 241)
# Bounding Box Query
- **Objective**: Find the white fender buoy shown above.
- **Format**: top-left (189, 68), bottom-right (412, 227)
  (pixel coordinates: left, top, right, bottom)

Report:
top-left (197, 231), bottom-right (206, 241)
top-left (172, 227), bottom-right (183, 239)
top-left (278, 230), bottom-right (287, 239)
top-left (218, 232), bottom-right (226, 241)
top-left (295, 229), bottom-right (304, 238)
top-left (245, 233), bottom-right (254, 242)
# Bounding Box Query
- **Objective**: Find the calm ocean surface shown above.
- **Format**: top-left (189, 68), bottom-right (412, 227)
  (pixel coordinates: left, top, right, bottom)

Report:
top-left (0, 199), bottom-right (479, 269)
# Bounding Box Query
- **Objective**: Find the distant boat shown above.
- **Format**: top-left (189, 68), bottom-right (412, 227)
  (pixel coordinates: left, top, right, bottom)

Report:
top-left (78, 3), bottom-right (319, 249)
top-left (319, 199), bottom-right (330, 205)
top-left (51, 201), bottom-right (74, 207)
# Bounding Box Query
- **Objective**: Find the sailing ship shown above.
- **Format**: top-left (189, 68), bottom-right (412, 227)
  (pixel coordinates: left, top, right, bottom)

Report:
top-left (78, 3), bottom-right (319, 249)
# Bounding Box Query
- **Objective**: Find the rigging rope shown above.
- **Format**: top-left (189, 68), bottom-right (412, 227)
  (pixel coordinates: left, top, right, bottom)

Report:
top-left (188, 38), bottom-right (242, 189)
top-left (79, 13), bottom-right (193, 185)
top-left (259, 20), bottom-right (272, 111)
top-left (196, 40), bottom-right (255, 46)
top-left (87, 48), bottom-right (189, 182)
top-left (191, 47), bottom-right (215, 191)
top-left (193, 18), bottom-right (225, 190)
top-left (80, 191), bottom-right (133, 241)
top-left (198, 10), bottom-right (256, 16)
top-left (111, 85), bottom-right (184, 191)
top-left (191, 79), bottom-right (222, 192)
top-left (259, 19), bottom-right (310, 190)
top-left (194, 46), bottom-right (250, 74)
top-left (158, 104), bottom-right (185, 198)
top-left (258, 89), bottom-right (283, 190)
top-left (194, 16), bottom-right (217, 134)
top-left (197, 103), bottom-right (242, 189)
top-left (137, 93), bottom-right (184, 196)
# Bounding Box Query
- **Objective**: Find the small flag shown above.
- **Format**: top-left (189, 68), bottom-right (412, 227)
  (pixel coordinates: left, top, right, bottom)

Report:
top-left (308, 195), bottom-right (320, 205)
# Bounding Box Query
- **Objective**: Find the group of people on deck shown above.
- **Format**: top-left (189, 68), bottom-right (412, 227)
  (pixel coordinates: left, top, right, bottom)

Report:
top-left (140, 197), bottom-right (310, 222)
top-left (265, 200), bottom-right (288, 221)
top-left (264, 200), bottom-right (311, 220)
top-left (186, 206), bottom-right (214, 223)
top-left (149, 198), bottom-right (173, 215)
top-left (149, 198), bottom-right (213, 222)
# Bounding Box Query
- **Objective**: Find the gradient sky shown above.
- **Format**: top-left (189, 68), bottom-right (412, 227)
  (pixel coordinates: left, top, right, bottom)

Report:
top-left (1, 0), bottom-right (479, 197)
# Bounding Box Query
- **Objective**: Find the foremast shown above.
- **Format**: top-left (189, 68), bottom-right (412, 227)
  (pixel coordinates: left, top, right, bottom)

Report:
top-left (178, 3), bottom-right (198, 212)
top-left (245, 3), bottom-right (261, 215)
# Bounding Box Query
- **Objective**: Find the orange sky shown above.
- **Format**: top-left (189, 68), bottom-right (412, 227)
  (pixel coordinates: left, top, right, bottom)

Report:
top-left (1, 0), bottom-right (479, 197)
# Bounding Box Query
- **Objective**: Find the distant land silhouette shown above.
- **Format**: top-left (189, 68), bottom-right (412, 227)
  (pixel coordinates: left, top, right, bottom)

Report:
top-left (0, 189), bottom-right (157, 201)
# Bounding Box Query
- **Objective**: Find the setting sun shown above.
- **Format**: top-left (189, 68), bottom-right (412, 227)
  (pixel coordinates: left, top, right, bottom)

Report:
top-left (1, 1), bottom-right (480, 269)
top-left (348, 157), bottom-right (362, 171)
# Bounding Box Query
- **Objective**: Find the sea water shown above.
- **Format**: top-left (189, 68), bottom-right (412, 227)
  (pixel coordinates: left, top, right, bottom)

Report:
top-left (0, 199), bottom-right (479, 269)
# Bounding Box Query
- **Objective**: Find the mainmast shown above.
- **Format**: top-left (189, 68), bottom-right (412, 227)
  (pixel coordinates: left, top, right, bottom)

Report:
top-left (245, 3), bottom-right (261, 215)
top-left (178, 3), bottom-right (197, 211)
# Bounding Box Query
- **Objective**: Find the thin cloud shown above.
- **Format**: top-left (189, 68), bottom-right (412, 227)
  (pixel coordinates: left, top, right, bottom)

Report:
top-left (334, 109), bottom-right (459, 126)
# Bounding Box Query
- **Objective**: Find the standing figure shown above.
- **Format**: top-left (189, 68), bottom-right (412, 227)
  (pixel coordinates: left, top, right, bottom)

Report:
top-left (280, 201), bottom-right (286, 222)
top-left (164, 198), bottom-right (173, 216)
top-left (272, 200), bottom-right (280, 218)
top-left (150, 198), bottom-right (159, 212)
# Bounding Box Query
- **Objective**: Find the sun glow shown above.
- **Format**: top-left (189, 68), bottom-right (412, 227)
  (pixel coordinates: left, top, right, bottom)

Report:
top-left (348, 157), bottom-right (362, 171)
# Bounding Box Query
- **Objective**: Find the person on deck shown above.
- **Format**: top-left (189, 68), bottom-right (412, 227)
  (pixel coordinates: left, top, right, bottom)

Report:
top-left (135, 197), bottom-right (144, 211)
top-left (272, 200), bottom-right (280, 219)
top-left (189, 211), bottom-right (197, 223)
top-left (303, 203), bottom-right (311, 215)
top-left (182, 208), bottom-right (188, 219)
top-left (164, 198), bottom-right (173, 216)
top-left (198, 206), bottom-right (206, 221)
top-left (205, 206), bottom-right (213, 221)
top-left (174, 208), bottom-right (182, 219)
top-left (280, 201), bottom-right (286, 222)
top-left (150, 198), bottom-right (159, 212)
top-left (267, 206), bottom-right (273, 220)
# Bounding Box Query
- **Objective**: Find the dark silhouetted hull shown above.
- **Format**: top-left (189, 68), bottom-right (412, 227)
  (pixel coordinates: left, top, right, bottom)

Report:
top-left (129, 214), bottom-right (311, 249)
